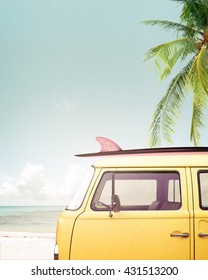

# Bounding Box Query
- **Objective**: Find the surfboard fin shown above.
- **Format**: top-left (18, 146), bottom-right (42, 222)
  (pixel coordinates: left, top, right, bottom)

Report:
top-left (96, 136), bottom-right (122, 152)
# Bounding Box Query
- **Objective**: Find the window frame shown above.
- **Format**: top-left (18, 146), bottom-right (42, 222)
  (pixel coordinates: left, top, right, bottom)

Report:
top-left (198, 170), bottom-right (208, 210)
top-left (91, 170), bottom-right (181, 211)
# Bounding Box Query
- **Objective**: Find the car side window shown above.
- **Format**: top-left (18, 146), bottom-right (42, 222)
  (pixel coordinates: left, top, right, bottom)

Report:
top-left (91, 171), bottom-right (181, 211)
top-left (198, 171), bottom-right (208, 210)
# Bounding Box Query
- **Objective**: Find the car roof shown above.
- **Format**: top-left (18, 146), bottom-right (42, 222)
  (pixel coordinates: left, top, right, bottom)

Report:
top-left (75, 137), bottom-right (208, 168)
top-left (91, 149), bottom-right (208, 168)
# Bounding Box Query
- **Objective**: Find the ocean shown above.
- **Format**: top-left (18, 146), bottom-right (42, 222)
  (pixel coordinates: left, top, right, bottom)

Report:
top-left (0, 206), bottom-right (65, 233)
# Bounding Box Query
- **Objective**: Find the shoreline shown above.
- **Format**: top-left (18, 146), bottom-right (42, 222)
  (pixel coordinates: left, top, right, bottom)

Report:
top-left (0, 231), bottom-right (55, 260)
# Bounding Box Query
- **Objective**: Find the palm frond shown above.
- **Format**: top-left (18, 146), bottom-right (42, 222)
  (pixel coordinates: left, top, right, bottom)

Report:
top-left (142, 19), bottom-right (202, 37)
top-left (149, 59), bottom-right (194, 147)
top-left (145, 38), bottom-right (196, 80)
top-left (196, 46), bottom-right (208, 93)
top-left (188, 46), bottom-right (208, 93)
top-left (145, 0), bottom-right (208, 146)
top-left (190, 92), bottom-right (206, 146)
top-left (188, 47), bottom-right (208, 145)
top-left (180, 0), bottom-right (208, 30)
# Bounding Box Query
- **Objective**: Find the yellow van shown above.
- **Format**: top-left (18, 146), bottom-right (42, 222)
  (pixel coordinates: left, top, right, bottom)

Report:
top-left (54, 137), bottom-right (208, 260)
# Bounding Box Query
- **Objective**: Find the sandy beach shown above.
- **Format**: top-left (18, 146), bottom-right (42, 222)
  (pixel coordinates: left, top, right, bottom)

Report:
top-left (0, 232), bottom-right (55, 260)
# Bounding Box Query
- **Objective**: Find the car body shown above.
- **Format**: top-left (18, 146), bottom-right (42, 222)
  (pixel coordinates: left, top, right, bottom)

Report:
top-left (54, 137), bottom-right (208, 260)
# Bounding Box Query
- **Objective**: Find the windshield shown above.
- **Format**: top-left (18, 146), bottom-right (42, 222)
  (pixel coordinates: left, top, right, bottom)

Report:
top-left (66, 167), bottom-right (94, 210)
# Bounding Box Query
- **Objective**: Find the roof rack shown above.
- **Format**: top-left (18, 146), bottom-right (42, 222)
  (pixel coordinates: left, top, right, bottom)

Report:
top-left (75, 137), bottom-right (208, 157)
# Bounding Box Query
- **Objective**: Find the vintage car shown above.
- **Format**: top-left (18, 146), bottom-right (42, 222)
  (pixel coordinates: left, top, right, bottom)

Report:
top-left (54, 137), bottom-right (208, 260)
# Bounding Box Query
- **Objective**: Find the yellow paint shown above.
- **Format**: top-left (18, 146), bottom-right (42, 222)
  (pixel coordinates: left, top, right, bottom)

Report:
top-left (55, 152), bottom-right (208, 260)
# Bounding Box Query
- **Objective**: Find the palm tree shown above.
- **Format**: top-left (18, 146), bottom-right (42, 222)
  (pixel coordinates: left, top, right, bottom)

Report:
top-left (144, 0), bottom-right (208, 147)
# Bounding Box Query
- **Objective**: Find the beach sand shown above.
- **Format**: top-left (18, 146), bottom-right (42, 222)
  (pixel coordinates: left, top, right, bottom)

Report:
top-left (0, 232), bottom-right (55, 260)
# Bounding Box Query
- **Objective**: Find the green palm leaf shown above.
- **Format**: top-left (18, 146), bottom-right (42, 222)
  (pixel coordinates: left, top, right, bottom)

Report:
top-left (179, 0), bottom-right (208, 30)
top-left (188, 47), bottom-right (208, 145)
top-left (149, 59), bottom-right (194, 147)
top-left (190, 92), bottom-right (206, 146)
top-left (145, 0), bottom-right (208, 146)
top-left (145, 38), bottom-right (196, 80)
top-left (142, 19), bottom-right (202, 37)
top-left (188, 46), bottom-right (208, 93)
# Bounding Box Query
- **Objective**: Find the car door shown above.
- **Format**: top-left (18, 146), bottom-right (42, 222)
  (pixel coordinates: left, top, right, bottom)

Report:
top-left (191, 168), bottom-right (208, 260)
top-left (70, 168), bottom-right (191, 260)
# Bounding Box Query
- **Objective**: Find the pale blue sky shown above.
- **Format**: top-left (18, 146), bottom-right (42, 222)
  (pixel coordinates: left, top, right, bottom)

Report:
top-left (0, 0), bottom-right (207, 205)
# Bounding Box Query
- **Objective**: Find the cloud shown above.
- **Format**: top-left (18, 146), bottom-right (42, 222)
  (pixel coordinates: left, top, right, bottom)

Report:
top-left (42, 164), bottom-right (86, 202)
top-left (0, 181), bottom-right (20, 198)
top-left (0, 163), bottom-right (87, 205)
top-left (17, 163), bottom-right (45, 200)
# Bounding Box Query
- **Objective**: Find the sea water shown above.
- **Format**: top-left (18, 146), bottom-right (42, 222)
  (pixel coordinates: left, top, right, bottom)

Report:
top-left (0, 206), bottom-right (64, 233)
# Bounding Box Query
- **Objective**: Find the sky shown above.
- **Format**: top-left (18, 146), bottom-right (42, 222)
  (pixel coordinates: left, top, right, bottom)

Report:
top-left (0, 0), bottom-right (208, 206)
